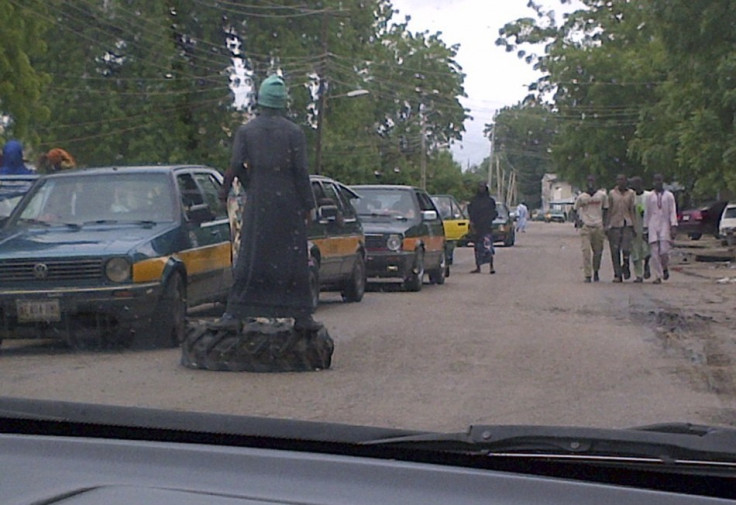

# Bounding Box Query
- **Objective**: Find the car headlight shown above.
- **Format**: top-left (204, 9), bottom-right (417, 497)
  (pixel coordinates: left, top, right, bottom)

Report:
top-left (105, 257), bottom-right (132, 282)
top-left (386, 234), bottom-right (402, 252)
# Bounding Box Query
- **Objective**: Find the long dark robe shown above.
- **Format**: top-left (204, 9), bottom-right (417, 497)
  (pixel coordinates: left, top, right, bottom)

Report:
top-left (467, 191), bottom-right (497, 237)
top-left (226, 109), bottom-right (316, 319)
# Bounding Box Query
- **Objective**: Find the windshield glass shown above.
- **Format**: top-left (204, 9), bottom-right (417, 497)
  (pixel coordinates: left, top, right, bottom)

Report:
top-left (13, 173), bottom-right (176, 226)
top-left (2, 0), bottom-right (736, 463)
top-left (353, 188), bottom-right (418, 220)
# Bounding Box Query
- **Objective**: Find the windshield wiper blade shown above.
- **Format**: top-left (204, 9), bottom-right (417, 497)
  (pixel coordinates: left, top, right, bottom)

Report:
top-left (82, 219), bottom-right (119, 225)
top-left (362, 424), bottom-right (736, 466)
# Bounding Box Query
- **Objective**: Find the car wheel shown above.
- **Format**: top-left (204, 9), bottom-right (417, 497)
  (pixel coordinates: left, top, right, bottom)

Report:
top-left (154, 273), bottom-right (186, 348)
top-left (309, 263), bottom-right (320, 310)
top-left (689, 233), bottom-right (702, 240)
top-left (505, 229), bottom-right (515, 247)
top-left (403, 250), bottom-right (424, 292)
top-left (341, 253), bottom-right (366, 303)
top-left (428, 249), bottom-right (447, 285)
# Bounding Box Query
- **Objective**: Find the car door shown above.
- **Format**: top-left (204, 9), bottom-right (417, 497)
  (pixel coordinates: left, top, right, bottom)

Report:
top-left (416, 191), bottom-right (445, 267)
top-left (176, 170), bottom-right (232, 305)
top-left (329, 181), bottom-right (364, 277)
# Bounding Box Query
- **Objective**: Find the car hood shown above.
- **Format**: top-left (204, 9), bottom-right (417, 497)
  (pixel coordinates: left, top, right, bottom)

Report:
top-left (0, 222), bottom-right (178, 259)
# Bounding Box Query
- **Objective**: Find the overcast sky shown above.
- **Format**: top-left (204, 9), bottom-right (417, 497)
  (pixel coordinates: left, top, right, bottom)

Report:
top-left (389, 0), bottom-right (571, 168)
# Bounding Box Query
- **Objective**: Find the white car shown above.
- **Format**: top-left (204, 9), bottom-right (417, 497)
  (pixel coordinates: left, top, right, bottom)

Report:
top-left (719, 203), bottom-right (736, 245)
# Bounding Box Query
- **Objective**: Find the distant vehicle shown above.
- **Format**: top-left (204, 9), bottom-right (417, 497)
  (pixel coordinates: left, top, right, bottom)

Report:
top-left (677, 201), bottom-right (728, 240)
top-left (718, 203), bottom-right (736, 246)
top-left (493, 202), bottom-right (516, 247)
top-left (431, 194), bottom-right (469, 264)
top-left (546, 208), bottom-right (567, 223)
top-left (352, 185), bottom-right (447, 291)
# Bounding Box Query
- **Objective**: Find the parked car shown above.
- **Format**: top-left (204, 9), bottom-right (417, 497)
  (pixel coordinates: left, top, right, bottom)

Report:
top-left (718, 203), bottom-right (736, 246)
top-left (431, 193), bottom-right (469, 264)
top-left (0, 174), bottom-right (38, 225)
top-left (351, 185), bottom-right (446, 291)
top-left (0, 167), bottom-right (365, 349)
top-left (677, 201), bottom-right (728, 240)
top-left (306, 176), bottom-right (367, 306)
top-left (546, 208), bottom-right (567, 223)
top-left (0, 165), bottom-right (230, 349)
top-left (492, 202), bottom-right (516, 247)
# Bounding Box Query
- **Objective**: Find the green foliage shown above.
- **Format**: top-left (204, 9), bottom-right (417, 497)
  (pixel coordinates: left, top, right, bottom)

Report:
top-left (497, 0), bottom-right (736, 198)
top-left (0, 0), bottom-right (49, 143)
top-left (21, 0), bottom-right (466, 192)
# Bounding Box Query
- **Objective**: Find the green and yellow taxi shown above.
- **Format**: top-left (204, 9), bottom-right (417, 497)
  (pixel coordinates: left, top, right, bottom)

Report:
top-left (351, 185), bottom-right (447, 291)
top-left (0, 167), bottom-right (365, 349)
top-left (431, 194), bottom-right (469, 264)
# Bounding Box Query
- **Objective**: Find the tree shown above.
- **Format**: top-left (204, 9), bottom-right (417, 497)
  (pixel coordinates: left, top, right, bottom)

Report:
top-left (491, 103), bottom-right (556, 208)
top-left (0, 0), bottom-right (49, 143)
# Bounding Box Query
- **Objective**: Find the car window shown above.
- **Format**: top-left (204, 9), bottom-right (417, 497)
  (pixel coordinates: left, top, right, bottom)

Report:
top-left (193, 172), bottom-right (227, 219)
top-left (333, 183), bottom-right (357, 219)
top-left (177, 173), bottom-right (205, 209)
top-left (725, 207), bottom-right (736, 219)
top-left (15, 172), bottom-right (175, 224)
top-left (354, 188), bottom-right (417, 219)
top-left (416, 192), bottom-right (436, 213)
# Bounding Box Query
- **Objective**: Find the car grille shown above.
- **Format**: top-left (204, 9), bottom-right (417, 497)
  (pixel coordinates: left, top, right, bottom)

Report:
top-left (0, 259), bottom-right (103, 282)
top-left (365, 234), bottom-right (386, 250)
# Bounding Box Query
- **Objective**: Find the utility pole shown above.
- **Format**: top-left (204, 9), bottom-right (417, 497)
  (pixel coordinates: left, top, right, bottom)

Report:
top-left (314, 12), bottom-right (329, 175)
top-left (420, 109), bottom-right (427, 190)
top-left (487, 124), bottom-right (494, 192)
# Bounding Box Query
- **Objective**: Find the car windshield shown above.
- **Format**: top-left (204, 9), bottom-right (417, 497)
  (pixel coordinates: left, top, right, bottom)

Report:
top-left (353, 188), bottom-right (417, 220)
top-left (12, 172), bottom-right (176, 226)
top-left (3, 2), bottom-right (736, 491)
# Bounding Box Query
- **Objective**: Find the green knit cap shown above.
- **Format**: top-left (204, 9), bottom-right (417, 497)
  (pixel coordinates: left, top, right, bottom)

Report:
top-left (258, 75), bottom-right (287, 109)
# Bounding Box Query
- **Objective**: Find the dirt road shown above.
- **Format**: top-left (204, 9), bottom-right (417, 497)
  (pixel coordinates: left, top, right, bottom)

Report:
top-left (2, 222), bottom-right (735, 432)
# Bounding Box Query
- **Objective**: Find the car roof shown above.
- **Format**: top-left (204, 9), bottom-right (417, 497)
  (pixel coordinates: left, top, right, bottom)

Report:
top-left (38, 165), bottom-right (216, 179)
top-left (351, 184), bottom-right (420, 191)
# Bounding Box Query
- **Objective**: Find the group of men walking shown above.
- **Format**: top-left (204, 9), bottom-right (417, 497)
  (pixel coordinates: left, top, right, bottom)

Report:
top-left (573, 173), bottom-right (678, 284)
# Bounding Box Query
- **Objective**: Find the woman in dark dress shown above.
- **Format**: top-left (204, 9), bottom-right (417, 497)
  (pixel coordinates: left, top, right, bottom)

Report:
top-left (467, 182), bottom-right (498, 274)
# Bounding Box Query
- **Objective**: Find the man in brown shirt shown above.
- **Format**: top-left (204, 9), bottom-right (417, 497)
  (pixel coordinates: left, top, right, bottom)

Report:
top-left (606, 173), bottom-right (636, 282)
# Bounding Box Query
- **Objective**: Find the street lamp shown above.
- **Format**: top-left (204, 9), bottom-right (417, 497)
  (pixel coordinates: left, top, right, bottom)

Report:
top-left (314, 88), bottom-right (370, 175)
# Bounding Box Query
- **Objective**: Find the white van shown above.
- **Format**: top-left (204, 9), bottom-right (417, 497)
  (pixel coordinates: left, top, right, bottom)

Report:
top-left (719, 203), bottom-right (736, 245)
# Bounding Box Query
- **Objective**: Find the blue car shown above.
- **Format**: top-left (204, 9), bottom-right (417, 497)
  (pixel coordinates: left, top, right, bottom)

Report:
top-left (0, 165), bottom-right (232, 349)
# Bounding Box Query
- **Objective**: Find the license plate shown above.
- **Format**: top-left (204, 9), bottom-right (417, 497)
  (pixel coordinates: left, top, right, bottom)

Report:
top-left (682, 215), bottom-right (690, 221)
top-left (16, 299), bottom-right (61, 323)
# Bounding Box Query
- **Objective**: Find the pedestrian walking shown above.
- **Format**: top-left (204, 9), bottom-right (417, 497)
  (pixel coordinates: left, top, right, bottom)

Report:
top-left (644, 174), bottom-right (678, 284)
top-left (516, 201), bottom-right (529, 232)
top-left (0, 140), bottom-right (33, 175)
top-left (573, 174), bottom-right (608, 283)
top-left (467, 181), bottom-right (498, 274)
top-left (605, 174), bottom-right (636, 282)
top-left (629, 176), bottom-right (651, 283)
top-left (215, 74), bottom-right (319, 331)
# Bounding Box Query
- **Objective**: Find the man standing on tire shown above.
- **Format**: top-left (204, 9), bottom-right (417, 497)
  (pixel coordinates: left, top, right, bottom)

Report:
top-left (573, 174), bottom-right (608, 283)
top-left (644, 173), bottom-right (678, 285)
top-left (217, 74), bottom-right (319, 331)
top-left (467, 182), bottom-right (498, 274)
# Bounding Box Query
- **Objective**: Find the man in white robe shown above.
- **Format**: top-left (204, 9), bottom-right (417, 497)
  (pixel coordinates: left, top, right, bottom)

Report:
top-left (643, 174), bottom-right (678, 284)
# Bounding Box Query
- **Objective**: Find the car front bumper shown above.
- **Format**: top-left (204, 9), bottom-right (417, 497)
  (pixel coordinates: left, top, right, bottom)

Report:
top-left (0, 282), bottom-right (163, 341)
top-left (365, 250), bottom-right (415, 279)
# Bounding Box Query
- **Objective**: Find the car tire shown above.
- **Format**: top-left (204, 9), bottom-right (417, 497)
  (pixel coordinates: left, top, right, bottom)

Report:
top-left (428, 249), bottom-right (447, 285)
top-left (689, 233), bottom-right (702, 241)
top-left (309, 263), bottom-right (320, 310)
top-left (154, 273), bottom-right (186, 348)
top-left (504, 230), bottom-right (515, 247)
top-left (403, 250), bottom-right (424, 292)
top-left (341, 253), bottom-right (366, 303)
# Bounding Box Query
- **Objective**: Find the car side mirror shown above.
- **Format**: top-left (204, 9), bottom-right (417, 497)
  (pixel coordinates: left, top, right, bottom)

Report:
top-left (421, 210), bottom-right (438, 221)
top-left (318, 204), bottom-right (340, 223)
top-left (186, 203), bottom-right (215, 224)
